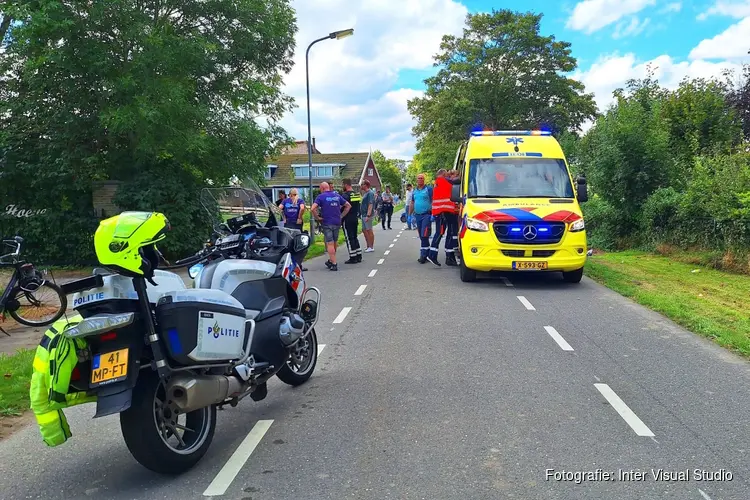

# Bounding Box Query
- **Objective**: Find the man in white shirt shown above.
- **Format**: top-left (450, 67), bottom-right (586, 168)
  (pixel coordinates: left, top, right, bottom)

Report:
top-left (404, 183), bottom-right (414, 229)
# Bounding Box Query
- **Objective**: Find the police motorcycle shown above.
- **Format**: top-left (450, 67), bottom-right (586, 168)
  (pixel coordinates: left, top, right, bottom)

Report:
top-left (54, 183), bottom-right (320, 475)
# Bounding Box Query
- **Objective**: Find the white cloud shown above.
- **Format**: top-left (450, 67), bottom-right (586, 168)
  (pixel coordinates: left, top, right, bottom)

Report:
top-left (660, 2), bottom-right (682, 14)
top-left (573, 53), bottom-right (742, 113)
top-left (689, 16), bottom-right (750, 60)
top-left (566, 0), bottom-right (655, 34)
top-left (279, 0), bottom-right (468, 159)
top-left (697, 1), bottom-right (750, 20)
top-left (612, 17), bottom-right (651, 38)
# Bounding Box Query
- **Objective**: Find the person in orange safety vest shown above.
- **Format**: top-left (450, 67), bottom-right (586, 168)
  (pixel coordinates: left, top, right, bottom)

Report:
top-left (427, 169), bottom-right (460, 267)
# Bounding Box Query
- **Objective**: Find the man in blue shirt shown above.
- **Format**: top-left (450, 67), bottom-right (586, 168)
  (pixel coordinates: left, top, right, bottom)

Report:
top-left (312, 182), bottom-right (351, 271)
top-left (409, 173), bottom-right (433, 264)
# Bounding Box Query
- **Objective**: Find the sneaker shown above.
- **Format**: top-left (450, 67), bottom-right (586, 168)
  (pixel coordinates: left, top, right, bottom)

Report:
top-left (445, 256), bottom-right (458, 267)
top-left (329, 264), bottom-right (338, 271)
top-left (365, 248), bottom-right (374, 253)
top-left (356, 255), bottom-right (363, 263)
top-left (418, 257), bottom-right (427, 264)
top-left (325, 260), bottom-right (332, 269)
top-left (426, 255), bottom-right (441, 267)
top-left (344, 258), bottom-right (357, 264)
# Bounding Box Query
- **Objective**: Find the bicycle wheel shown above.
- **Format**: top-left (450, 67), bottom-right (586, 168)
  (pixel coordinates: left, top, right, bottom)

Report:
top-left (7, 282), bottom-right (67, 327)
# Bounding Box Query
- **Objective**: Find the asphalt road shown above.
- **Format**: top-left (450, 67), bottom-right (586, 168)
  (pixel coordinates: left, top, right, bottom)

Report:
top-left (0, 223), bottom-right (748, 499)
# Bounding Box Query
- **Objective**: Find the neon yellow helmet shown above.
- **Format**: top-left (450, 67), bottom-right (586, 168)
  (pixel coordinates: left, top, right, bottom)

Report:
top-left (94, 211), bottom-right (170, 277)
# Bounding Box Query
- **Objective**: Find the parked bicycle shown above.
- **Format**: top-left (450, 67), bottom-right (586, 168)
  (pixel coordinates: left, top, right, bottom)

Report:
top-left (0, 236), bottom-right (67, 333)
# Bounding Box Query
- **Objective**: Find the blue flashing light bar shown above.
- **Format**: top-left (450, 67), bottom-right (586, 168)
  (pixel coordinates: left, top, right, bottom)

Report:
top-left (471, 130), bottom-right (552, 137)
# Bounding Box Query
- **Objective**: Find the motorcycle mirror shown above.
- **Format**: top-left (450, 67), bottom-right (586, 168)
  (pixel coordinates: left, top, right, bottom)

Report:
top-left (293, 233), bottom-right (311, 253)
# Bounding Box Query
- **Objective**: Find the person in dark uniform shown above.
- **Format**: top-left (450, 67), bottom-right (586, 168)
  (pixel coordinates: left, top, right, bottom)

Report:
top-left (340, 178), bottom-right (362, 264)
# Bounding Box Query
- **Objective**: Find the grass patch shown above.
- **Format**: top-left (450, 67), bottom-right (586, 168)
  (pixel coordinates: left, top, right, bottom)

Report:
top-left (0, 349), bottom-right (34, 417)
top-left (585, 250), bottom-right (750, 358)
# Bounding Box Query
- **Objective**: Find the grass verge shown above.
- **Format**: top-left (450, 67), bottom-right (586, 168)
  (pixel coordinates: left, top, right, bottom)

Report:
top-left (0, 349), bottom-right (34, 417)
top-left (585, 250), bottom-right (750, 358)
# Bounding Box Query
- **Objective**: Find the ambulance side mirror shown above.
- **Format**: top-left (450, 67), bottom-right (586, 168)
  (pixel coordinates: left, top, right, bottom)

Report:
top-left (450, 184), bottom-right (461, 203)
top-left (576, 175), bottom-right (588, 203)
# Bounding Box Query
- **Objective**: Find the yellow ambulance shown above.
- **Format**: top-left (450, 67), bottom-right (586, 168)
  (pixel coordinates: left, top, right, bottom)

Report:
top-left (450, 130), bottom-right (589, 283)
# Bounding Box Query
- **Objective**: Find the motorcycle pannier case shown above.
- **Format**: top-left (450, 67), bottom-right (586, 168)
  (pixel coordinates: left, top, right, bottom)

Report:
top-left (156, 289), bottom-right (248, 366)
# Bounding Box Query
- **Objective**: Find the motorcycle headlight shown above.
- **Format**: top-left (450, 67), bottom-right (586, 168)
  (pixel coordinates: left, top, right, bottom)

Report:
top-left (188, 263), bottom-right (204, 280)
top-left (465, 217), bottom-right (489, 232)
top-left (570, 218), bottom-right (585, 232)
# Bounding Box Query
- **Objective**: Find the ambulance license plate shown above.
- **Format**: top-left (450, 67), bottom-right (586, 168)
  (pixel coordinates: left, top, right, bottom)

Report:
top-left (513, 261), bottom-right (548, 270)
top-left (91, 348), bottom-right (129, 386)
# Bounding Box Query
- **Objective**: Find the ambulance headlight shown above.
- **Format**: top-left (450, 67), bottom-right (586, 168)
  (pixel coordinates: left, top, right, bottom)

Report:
top-left (466, 217), bottom-right (489, 232)
top-left (570, 218), bottom-right (585, 232)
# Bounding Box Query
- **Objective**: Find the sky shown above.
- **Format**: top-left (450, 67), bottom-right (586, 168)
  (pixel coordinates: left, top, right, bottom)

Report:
top-left (279, 0), bottom-right (750, 160)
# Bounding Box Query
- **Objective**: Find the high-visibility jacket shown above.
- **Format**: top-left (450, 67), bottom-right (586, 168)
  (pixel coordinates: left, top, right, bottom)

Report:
top-left (431, 177), bottom-right (460, 215)
top-left (30, 314), bottom-right (97, 447)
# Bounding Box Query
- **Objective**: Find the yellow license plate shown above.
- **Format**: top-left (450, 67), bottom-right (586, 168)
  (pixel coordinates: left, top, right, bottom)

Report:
top-left (513, 261), bottom-right (548, 270)
top-left (91, 348), bottom-right (129, 386)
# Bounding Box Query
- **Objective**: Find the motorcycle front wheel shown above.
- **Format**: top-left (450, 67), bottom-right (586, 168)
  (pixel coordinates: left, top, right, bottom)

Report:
top-left (277, 327), bottom-right (318, 386)
top-left (120, 371), bottom-right (216, 474)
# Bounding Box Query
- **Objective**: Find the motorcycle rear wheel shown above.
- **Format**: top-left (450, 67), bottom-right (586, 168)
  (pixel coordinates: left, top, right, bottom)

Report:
top-left (120, 371), bottom-right (216, 474)
top-left (277, 327), bottom-right (318, 386)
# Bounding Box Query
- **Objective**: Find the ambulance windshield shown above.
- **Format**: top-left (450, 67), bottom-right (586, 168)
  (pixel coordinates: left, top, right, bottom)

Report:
top-left (467, 158), bottom-right (574, 199)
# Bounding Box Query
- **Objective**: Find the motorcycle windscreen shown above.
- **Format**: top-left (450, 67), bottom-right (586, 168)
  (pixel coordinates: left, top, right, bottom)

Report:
top-left (200, 179), bottom-right (282, 233)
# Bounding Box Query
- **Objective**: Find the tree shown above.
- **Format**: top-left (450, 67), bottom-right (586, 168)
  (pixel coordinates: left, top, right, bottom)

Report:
top-left (371, 150), bottom-right (404, 195)
top-left (579, 75), bottom-right (673, 229)
top-left (725, 65), bottom-right (750, 140)
top-left (0, 0), bottom-right (297, 262)
top-left (408, 9), bottom-right (597, 172)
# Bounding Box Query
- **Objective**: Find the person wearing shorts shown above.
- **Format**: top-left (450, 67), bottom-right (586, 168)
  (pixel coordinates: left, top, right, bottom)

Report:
top-left (359, 180), bottom-right (375, 252)
top-left (312, 182), bottom-right (351, 271)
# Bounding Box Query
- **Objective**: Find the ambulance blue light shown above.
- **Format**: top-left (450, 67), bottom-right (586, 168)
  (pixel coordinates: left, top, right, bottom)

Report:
top-left (470, 130), bottom-right (552, 137)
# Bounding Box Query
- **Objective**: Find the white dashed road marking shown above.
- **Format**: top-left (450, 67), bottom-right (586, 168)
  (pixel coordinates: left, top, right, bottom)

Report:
top-left (384, 250), bottom-right (390, 255)
top-left (203, 420), bottom-right (274, 496)
top-left (368, 269), bottom-right (377, 277)
top-left (389, 244), bottom-right (394, 248)
top-left (355, 285), bottom-right (367, 296)
top-left (500, 277), bottom-right (513, 287)
top-left (393, 238), bottom-right (398, 242)
top-left (594, 383), bottom-right (655, 437)
top-left (516, 296), bottom-right (536, 311)
top-left (318, 344), bottom-right (326, 355)
top-left (544, 326), bottom-right (573, 351)
top-left (377, 258), bottom-right (385, 265)
top-left (333, 307), bottom-right (352, 324)
top-left (698, 489), bottom-right (713, 500)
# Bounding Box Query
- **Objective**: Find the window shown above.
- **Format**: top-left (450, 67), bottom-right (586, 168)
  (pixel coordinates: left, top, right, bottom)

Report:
top-left (265, 165), bottom-right (277, 179)
top-left (368, 168), bottom-right (374, 176)
top-left (292, 163), bottom-right (344, 179)
top-left (467, 158), bottom-right (574, 199)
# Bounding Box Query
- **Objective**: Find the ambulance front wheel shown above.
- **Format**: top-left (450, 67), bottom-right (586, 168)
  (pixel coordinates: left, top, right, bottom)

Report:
top-left (562, 267), bottom-right (584, 283)
top-left (120, 371), bottom-right (217, 474)
top-left (459, 258), bottom-right (477, 282)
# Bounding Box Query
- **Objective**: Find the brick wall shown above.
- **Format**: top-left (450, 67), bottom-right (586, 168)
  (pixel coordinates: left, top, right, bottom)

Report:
top-left (92, 181), bottom-right (122, 219)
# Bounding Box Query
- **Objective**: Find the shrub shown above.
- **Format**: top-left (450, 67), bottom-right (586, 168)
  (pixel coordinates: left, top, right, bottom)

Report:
top-left (113, 165), bottom-right (215, 261)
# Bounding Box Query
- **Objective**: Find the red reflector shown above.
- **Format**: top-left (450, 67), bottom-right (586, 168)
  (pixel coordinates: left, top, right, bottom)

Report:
top-left (100, 332), bottom-right (117, 341)
top-left (71, 366), bottom-right (80, 381)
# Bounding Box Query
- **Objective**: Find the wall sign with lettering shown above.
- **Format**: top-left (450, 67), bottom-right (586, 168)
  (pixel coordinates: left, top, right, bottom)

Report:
top-left (3, 205), bottom-right (48, 218)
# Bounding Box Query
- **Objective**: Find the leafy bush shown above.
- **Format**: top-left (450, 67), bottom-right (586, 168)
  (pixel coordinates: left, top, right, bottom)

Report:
top-left (0, 211), bottom-right (99, 266)
top-left (113, 165), bottom-right (215, 261)
top-left (581, 196), bottom-right (623, 250)
top-left (640, 187), bottom-right (684, 246)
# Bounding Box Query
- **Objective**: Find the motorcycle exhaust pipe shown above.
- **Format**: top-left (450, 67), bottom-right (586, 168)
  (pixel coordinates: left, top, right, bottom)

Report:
top-left (167, 375), bottom-right (244, 413)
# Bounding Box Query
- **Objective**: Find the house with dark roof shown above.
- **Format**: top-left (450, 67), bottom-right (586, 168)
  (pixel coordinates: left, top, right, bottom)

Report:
top-left (261, 140), bottom-right (382, 202)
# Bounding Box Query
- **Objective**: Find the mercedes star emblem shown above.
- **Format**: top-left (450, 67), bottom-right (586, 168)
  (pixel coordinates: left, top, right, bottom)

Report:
top-left (523, 225), bottom-right (538, 240)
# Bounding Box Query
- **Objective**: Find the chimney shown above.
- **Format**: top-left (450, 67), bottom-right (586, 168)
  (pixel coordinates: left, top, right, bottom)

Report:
top-left (312, 137), bottom-right (316, 152)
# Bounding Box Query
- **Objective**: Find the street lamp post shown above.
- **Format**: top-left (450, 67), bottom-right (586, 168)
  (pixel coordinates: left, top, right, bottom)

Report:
top-left (305, 28), bottom-right (354, 241)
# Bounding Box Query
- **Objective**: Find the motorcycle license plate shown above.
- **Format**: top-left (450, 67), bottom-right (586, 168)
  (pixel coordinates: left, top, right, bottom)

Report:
top-left (513, 261), bottom-right (548, 270)
top-left (91, 348), bottom-right (129, 386)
